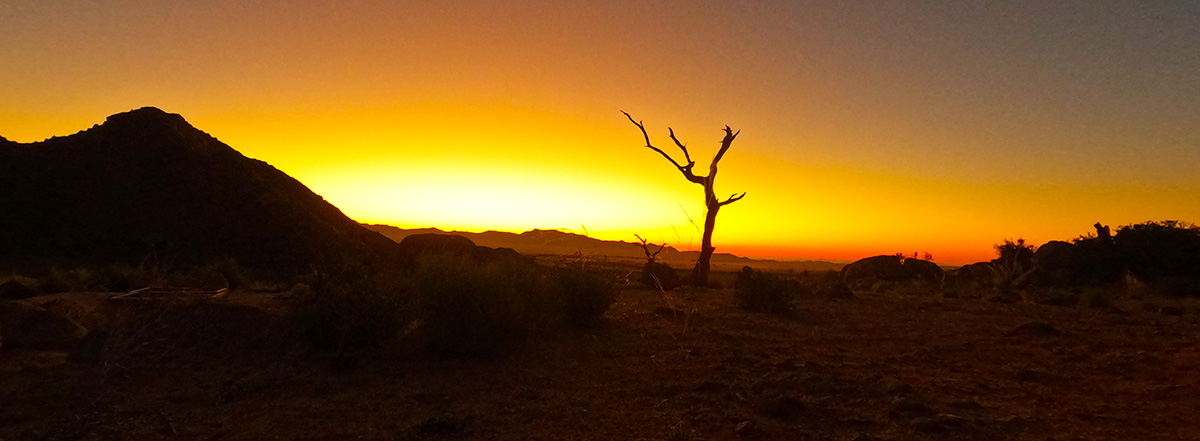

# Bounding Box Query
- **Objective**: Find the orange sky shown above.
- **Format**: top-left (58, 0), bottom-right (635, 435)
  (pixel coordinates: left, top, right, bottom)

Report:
top-left (3, 1), bottom-right (1198, 264)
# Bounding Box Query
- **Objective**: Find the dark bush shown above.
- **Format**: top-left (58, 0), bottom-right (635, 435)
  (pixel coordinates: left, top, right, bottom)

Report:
top-left (412, 255), bottom-right (555, 357)
top-left (288, 264), bottom-right (408, 355)
top-left (412, 254), bottom-right (617, 357)
top-left (552, 264), bottom-right (617, 329)
top-left (640, 261), bottom-right (682, 290)
top-left (1114, 221), bottom-right (1200, 288)
top-left (735, 266), bottom-right (806, 313)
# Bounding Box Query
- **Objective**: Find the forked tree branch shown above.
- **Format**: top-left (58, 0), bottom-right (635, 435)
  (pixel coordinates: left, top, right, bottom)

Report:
top-left (634, 234), bottom-right (667, 262)
top-left (711, 126), bottom-right (739, 167)
top-left (622, 111), bottom-right (703, 184)
top-left (667, 128), bottom-right (695, 166)
top-left (719, 192), bottom-right (747, 206)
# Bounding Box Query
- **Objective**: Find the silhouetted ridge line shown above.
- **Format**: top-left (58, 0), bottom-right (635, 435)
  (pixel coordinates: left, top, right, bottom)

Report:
top-left (0, 107), bottom-right (401, 276)
top-left (363, 225), bottom-right (847, 272)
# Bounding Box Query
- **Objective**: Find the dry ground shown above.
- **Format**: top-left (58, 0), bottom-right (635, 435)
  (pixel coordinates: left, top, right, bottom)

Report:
top-left (2, 286), bottom-right (1199, 441)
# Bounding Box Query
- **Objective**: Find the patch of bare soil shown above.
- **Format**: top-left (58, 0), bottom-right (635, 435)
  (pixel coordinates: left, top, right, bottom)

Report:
top-left (2, 288), bottom-right (1199, 440)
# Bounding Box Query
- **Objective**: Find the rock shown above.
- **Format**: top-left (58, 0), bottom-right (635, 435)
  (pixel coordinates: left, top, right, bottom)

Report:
top-left (890, 396), bottom-right (935, 418)
top-left (843, 255), bottom-right (944, 289)
top-left (820, 281), bottom-right (856, 299)
top-left (756, 391), bottom-right (805, 420)
top-left (911, 414), bottom-right (965, 432)
top-left (902, 258), bottom-right (944, 283)
top-left (955, 262), bottom-right (997, 286)
top-left (1005, 321), bottom-right (1061, 337)
top-left (0, 301), bottom-right (87, 349)
top-left (1159, 305), bottom-right (1185, 316)
top-left (397, 233), bottom-right (478, 257)
top-left (842, 255), bottom-right (909, 287)
top-left (0, 279), bottom-right (39, 300)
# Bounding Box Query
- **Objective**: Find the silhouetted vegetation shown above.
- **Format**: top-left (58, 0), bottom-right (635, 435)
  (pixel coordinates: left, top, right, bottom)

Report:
top-left (1114, 221), bottom-right (1200, 296)
top-left (635, 234), bottom-right (683, 290)
top-left (284, 252), bottom-right (618, 359)
top-left (624, 111), bottom-right (745, 287)
top-left (955, 221), bottom-right (1200, 304)
top-left (734, 266), bottom-right (806, 314)
top-left (288, 264), bottom-right (408, 357)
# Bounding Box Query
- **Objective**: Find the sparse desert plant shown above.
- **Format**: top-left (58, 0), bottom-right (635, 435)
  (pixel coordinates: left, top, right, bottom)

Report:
top-left (412, 253), bottom-right (617, 356)
top-left (288, 264), bottom-right (409, 356)
top-left (634, 234), bottom-right (682, 290)
top-left (551, 263), bottom-right (617, 329)
top-left (734, 266), bottom-right (806, 313)
top-left (411, 254), bottom-right (555, 357)
top-left (994, 238), bottom-right (1035, 276)
top-left (641, 261), bottom-right (682, 290)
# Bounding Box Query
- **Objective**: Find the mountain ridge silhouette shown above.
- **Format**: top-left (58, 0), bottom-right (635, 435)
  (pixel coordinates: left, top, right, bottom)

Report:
top-left (364, 224), bottom-right (847, 272)
top-left (0, 107), bottom-right (400, 275)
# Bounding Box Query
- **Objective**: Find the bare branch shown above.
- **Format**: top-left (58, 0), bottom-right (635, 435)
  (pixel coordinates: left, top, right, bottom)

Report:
top-left (718, 192), bottom-right (746, 206)
top-left (711, 125), bottom-right (739, 166)
top-left (623, 111), bottom-right (703, 184)
top-left (634, 234), bottom-right (667, 262)
top-left (667, 128), bottom-right (696, 168)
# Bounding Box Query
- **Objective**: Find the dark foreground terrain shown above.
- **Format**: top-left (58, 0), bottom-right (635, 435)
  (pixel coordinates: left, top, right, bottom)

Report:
top-left (3, 286), bottom-right (1198, 441)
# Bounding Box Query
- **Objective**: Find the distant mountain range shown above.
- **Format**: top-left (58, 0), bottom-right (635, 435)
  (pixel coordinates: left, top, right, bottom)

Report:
top-left (0, 107), bottom-right (400, 274)
top-left (364, 225), bottom-right (846, 272)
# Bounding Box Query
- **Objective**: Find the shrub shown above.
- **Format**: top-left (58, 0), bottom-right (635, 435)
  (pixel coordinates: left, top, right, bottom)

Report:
top-left (1114, 221), bottom-right (1200, 289)
top-left (411, 254), bottom-right (617, 357)
top-left (288, 264), bottom-right (408, 355)
top-left (734, 266), bottom-right (806, 314)
top-left (641, 261), bottom-right (682, 290)
top-left (411, 254), bottom-right (555, 357)
top-left (552, 263), bottom-right (617, 329)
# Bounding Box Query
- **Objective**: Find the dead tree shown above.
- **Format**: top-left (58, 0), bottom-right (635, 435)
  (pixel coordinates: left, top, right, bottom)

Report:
top-left (634, 234), bottom-right (667, 263)
top-left (623, 111), bottom-right (745, 287)
top-left (635, 234), bottom-right (680, 290)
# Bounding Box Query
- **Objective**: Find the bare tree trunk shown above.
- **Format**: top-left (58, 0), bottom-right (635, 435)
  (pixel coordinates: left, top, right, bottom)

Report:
top-left (623, 111), bottom-right (744, 288)
top-left (693, 200), bottom-right (720, 286)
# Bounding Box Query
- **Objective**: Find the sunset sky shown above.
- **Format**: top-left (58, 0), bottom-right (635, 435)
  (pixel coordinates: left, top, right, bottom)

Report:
top-left (3, 1), bottom-right (1198, 264)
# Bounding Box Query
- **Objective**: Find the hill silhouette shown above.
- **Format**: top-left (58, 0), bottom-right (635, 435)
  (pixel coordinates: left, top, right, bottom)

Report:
top-left (364, 225), bottom-right (846, 272)
top-left (0, 107), bottom-right (400, 274)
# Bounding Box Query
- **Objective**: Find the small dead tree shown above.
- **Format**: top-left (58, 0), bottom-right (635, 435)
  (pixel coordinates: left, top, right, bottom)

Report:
top-left (623, 111), bottom-right (745, 287)
top-left (634, 234), bottom-right (681, 290)
top-left (634, 234), bottom-right (667, 263)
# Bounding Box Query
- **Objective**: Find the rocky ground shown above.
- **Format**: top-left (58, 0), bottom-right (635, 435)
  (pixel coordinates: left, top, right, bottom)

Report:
top-left (2, 285), bottom-right (1199, 441)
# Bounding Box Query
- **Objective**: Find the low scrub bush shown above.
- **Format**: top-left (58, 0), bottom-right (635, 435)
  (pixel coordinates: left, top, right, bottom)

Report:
top-left (412, 255), bottom-right (551, 356)
top-left (734, 266), bottom-right (806, 314)
top-left (552, 263), bottom-right (617, 329)
top-left (640, 261), bottom-right (682, 290)
top-left (412, 255), bottom-right (617, 357)
top-left (288, 264), bottom-right (409, 355)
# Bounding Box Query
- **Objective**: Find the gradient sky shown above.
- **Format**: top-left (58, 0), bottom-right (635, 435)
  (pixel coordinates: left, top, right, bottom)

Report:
top-left (3, 1), bottom-right (1198, 264)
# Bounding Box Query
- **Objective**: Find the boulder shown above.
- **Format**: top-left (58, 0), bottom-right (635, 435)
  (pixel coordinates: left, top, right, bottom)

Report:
top-left (954, 262), bottom-right (996, 287)
top-left (1015, 240), bottom-right (1123, 289)
top-left (0, 279), bottom-right (39, 300)
top-left (843, 255), bottom-right (944, 289)
top-left (842, 255), bottom-right (909, 286)
top-left (902, 258), bottom-right (944, 283)
top-left (0, 301), bottom-right (87, 349)
top-left (398, 233), bottom-right (478, 257)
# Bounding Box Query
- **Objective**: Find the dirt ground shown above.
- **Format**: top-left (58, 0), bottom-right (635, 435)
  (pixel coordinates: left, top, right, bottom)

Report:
top-left (2, 286), bottom-right (1199, 441)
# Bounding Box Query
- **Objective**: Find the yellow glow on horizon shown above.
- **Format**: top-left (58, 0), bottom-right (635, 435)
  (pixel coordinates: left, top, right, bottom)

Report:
top-left (5, 2), bottom-right (1200, 266)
